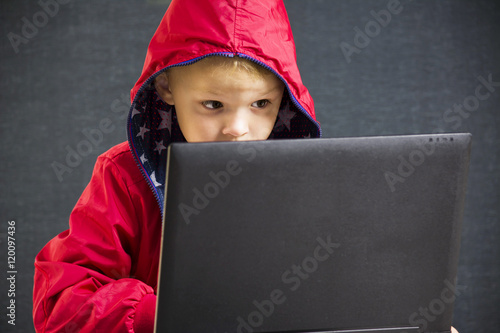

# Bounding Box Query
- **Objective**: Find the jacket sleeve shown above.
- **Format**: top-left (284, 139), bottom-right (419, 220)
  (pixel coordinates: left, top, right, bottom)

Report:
top-left (33, 154), bottom-right (156, 333)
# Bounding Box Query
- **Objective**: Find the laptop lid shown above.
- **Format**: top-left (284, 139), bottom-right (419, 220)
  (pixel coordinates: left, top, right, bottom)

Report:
top-left (154, 133), bottom-right (471, 333)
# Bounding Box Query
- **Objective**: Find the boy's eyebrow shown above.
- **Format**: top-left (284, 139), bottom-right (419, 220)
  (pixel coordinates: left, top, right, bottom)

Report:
top-left (263, 85), bottom-right (285, 95)
top-left (205, 89), bottom-right (223, 96)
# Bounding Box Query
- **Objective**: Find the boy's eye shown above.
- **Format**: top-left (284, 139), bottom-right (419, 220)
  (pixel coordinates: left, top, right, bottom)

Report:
top-left (202, 100), bottom-right (223, 109)
top-left (251, 99), bottom-right (270, 108)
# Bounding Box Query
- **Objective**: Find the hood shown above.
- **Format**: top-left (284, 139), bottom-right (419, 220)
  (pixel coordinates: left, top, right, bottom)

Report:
top-left (127, 0), bottom-right (322, 210)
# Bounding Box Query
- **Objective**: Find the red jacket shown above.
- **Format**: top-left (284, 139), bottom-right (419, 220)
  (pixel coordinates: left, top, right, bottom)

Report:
top-left (33, 0), bottom-right (321, 332)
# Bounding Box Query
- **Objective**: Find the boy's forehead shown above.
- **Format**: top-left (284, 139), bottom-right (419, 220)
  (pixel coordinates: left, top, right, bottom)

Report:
top-left (169, 59), bottom-right (222, 78)
top-left (169, 59), bottom-right (283, 90)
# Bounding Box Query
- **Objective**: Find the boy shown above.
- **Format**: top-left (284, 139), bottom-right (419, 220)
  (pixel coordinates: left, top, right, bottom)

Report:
top-left (33, 1), bottom-right (320, 332)
top-left (32, 0), bottom-right (459, 332)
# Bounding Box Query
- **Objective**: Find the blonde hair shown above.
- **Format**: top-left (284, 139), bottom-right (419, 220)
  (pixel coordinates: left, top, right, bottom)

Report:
top-left (156, 55), bottom-right (275, 83)
top-left (200, 55), bottom-right (274, 79)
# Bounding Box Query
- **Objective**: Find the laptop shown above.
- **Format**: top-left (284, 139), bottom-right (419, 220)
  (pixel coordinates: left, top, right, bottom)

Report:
top-left (154, 133), bottom-right (471, 333)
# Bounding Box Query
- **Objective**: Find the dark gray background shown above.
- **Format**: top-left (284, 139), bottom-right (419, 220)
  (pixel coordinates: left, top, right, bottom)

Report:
top-left (1, 0), bottom-right (499, 332)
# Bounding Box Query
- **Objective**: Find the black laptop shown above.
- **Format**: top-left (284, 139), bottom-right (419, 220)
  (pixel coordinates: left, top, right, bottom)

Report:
top-left (154, 133), bottom-right (471, 333)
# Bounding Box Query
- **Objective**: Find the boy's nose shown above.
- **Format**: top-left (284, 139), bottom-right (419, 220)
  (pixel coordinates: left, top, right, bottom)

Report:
top-left (222, 109), bottom-right (249, 139)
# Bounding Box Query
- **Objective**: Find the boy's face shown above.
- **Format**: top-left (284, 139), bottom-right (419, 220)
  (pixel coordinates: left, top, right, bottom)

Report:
top-left (155, 60), bottom-right (285, 142)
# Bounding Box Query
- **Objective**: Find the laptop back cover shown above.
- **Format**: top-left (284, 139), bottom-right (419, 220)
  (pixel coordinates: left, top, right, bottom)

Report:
top-left (155, 133), bottom-right (471, 333)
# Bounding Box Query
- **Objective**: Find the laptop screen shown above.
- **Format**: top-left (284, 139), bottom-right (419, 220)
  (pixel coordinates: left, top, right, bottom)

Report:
top-left (155, 133), bottom-right (471, 333)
